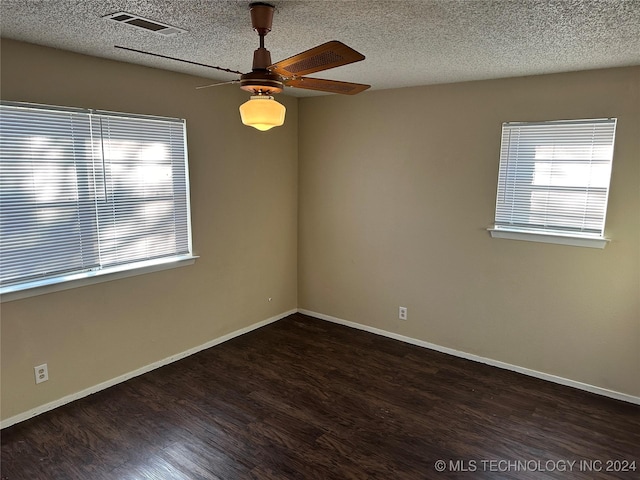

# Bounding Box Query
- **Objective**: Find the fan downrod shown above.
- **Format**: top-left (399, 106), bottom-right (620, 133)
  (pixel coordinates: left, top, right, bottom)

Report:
top-left (241, 2), bottom-right (283, 95)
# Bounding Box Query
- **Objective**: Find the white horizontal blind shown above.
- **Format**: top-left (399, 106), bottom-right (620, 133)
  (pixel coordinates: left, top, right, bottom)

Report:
top-left (95, 114), bottom-right (190, 267)
top-left (0, 103), bottom-right (191, 290)
top-left (495, 119), bottom-right (616, 238)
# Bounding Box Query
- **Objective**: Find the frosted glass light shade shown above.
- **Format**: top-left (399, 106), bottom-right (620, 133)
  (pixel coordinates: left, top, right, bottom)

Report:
top-left (239, 95), bottom-right (286, 131)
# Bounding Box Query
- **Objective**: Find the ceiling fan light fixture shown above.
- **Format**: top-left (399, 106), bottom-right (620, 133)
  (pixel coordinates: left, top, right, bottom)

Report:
top-left (239, 95), bottom-right (286, 131)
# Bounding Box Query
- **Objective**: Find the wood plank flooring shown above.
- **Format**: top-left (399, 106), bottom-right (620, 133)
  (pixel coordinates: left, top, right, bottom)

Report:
top-left (2, 313), bottom-right (639, 479)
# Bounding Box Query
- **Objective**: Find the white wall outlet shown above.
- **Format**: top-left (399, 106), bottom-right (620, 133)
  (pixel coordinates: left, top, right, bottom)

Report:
top-left (34, 363), bottom-right (48, 384)
top-left (399, 306), bottom-right (408, 320)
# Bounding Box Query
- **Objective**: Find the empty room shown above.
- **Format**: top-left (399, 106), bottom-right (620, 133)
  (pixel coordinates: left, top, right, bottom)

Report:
top-left (1, 1), bottom-right (638, 479)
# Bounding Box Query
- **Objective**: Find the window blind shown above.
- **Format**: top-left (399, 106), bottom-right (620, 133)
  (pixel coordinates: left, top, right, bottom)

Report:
top-left (0, 103), bottom-right (191, 291)
top-left (494, 118), bottom-right (616, 238)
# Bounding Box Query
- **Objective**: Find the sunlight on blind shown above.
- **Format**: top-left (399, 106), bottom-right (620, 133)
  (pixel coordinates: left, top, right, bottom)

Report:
top-left (494, 119), bottom-right (616, 238)
top-left (0, 102), bottom-right (192, 292)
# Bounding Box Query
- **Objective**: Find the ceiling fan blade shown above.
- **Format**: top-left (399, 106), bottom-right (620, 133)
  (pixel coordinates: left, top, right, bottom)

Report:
top-left (196, 80), bottom-right (240, 90)
top-left (269, 41), bottom-right (365, 77)
top-left (285, 77), bottom-right (370, 95)
top-left (114, 46), bottom-right (244, 75)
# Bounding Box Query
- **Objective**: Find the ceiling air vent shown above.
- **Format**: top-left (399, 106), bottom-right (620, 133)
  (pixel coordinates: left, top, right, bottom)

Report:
top-left (104, 12), bottom-right (186, 36)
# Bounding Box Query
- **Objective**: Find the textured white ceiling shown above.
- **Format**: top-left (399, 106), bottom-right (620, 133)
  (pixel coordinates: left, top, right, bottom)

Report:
top-left (1, 0), bottom-right (639, 97)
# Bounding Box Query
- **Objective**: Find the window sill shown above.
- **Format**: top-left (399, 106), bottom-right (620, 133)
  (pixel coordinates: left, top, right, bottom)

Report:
top-left (0, 255), bottom-right (198, 303)
top-left (487, 227), bottom-right (609, 249)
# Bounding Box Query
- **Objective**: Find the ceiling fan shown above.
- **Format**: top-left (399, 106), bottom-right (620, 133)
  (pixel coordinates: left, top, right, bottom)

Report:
top-left (115, 2), bottom-right (370, 130)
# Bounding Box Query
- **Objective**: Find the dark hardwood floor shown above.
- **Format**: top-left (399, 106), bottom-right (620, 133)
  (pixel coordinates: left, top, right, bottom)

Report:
top-left (2, 313), bottom-right (639, 479)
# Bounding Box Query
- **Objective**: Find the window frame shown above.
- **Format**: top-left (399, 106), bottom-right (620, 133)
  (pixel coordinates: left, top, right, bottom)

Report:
top-left (488, 118), bottom-right (616, 249)
top-left (0, 101), bottom-right (197, 302)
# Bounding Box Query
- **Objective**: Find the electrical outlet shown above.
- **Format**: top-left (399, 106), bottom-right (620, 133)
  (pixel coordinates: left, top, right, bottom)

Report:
top-left (34, 363), bottom-right (48, 384)
top-left (399, 306), bottom-right (408, 321)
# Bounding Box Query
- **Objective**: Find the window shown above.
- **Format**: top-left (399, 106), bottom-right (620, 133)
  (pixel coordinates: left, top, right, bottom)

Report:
top-left (489, 118), bottom-right (617, 248)
top-left (0, 102), bottom-right (194, 298)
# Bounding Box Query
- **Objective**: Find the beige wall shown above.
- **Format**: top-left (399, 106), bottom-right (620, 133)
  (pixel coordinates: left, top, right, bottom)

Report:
top-left (298, 67), bottom-right (640, 397)
top-left (1, 38), bottom-right (638, 423)
top-left (0, 39), bottom-right (299, 420)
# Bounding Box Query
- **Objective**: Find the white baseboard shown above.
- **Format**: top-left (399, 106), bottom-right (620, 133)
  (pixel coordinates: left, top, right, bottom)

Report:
top-left (1, 309), bottom-right (297, 429)
top-left (298, 309), bottom-right (640, 406)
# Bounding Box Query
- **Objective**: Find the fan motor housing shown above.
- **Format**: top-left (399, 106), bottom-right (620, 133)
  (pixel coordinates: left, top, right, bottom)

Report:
top-left (240, 70), bottom-right (284, 94)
